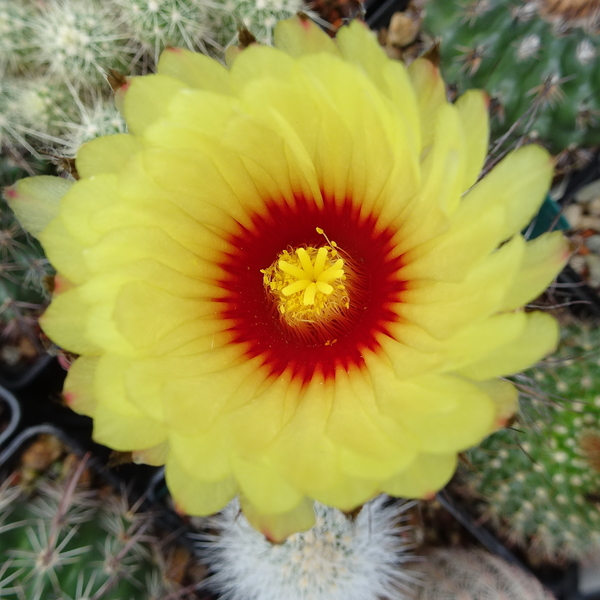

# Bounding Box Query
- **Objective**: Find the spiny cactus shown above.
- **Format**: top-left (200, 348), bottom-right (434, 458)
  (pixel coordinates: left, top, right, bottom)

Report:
top-left (422, 0), bottom-right (600, 155)
top-left (210, 0), bottom-right (306, 47)
top-left (457, 319), bottom-right (600, 565)
top-left (0, 455), bottom-right (183, 600)
top-left (110, 0), bottom-right (221, 61)
top-left (194, 495), bottom-right (417, 600)
top-left (410, 549), bottom-right (555, 600)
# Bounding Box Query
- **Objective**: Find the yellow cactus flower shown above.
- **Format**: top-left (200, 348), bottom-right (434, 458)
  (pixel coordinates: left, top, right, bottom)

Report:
top-left (6, 16), bottom-right (569, 541)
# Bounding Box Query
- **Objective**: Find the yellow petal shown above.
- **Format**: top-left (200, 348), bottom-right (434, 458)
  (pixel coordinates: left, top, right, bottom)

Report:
top-left (40, 287), bottom-right (100, 355)
top-left (454, 90), bottom-right (489, 191)
top-left (169, 426), bottom-right (233, 481)
top-left (165, 456), bottom-right (238, 515)
top-left (326, 368), bottom-right (418, 479)
top-left (382, 452), bottom-right (457, 499)
top-left (399, 202), bottom-right (505, 282)
top-left (76, 134), bottom-right (140, 178)
top-left (113, 280), bottom-right (204, 350)
top-left (457, 144), bottom-right (554, 243)
top-left (309, 476), bottom-right (379, 512)
top-left (63, 355), bottom-right (99, 417)
top-left (395, 103), bottom-right (464, 251)
top-left (269, 375), bottom-right (339, 494)
top-left (5, 176), bottom-right (73, 238)
top-left (230, 44), bottom-right (294, 93)
top-left (459, 311), bottom-right (559, 380)
top-left (232, 455), bottom-right (304, 515)
top-left (274, 15), bottom-right (340, 58)
top-left (400, 235), bottom-right (525, 339)
top-left (239, 496), bottom-right (316, 543)
top-left (499, 231), bottom-right (570, 311)
top-left (473, 378), bottom-right (519, 430)
top-left (39, 218), bottom-right (90, 284)
top-left (374, 371), bottom-right (495, 453)
top-left (441, 312), bottom-right (527, 372)
top-left (335, 19), bottom-right (389, 93)
top-left (132, 441), bottom-right (169, 466)
top-left (123, 74), bottom-right (187, 136)
top-left (59, 174), bottom-right (120, 246)
top-left (157, 46), bottom-right (230, 93)
top-left (162, 358), bottom-right (268, 437)
top-left (407, 58), bottom-right (447, 150)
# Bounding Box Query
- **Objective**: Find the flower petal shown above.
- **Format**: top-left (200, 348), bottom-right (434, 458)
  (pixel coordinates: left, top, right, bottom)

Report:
top-left (5, 176), bottom-right (73, 238)
top-left (499, 231), bottom-right (570, 311)
top-left (76, 134), bottom-right (140, 178)
top-left (41, 287), bottom-right (100, 355)
top-left (373, 370), bottom-right (495, 453)
top-left (274, 15), bottom-right (340, 58)
top-left (382, 452), bottom-right (457, 499)
top-left (63, 356), bottom-right (99, 417)
top-left (166, 456), bottom-right (238, 515)
top-left (454, 90), bottom-right (489, 191)
top-left (40, 218), bottom-right (90, 284)
top-left (239, 496), bottom-right (316, 543)
top-left (123, 74), bottom-right (187, 136)
top-left (459, 311), bottom-right (559, 380)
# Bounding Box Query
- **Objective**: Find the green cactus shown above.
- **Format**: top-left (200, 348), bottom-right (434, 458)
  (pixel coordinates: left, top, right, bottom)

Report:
top-left (457, 319), bottom-right (600, 565)
top-left (422, 0), bottom-right (600, 154)
top-left (1, 0), bottom-right (308, 161)
top-left (0, 456), bottom-right (181, 600)
top-left (410, 549), bottom-right (554, 600)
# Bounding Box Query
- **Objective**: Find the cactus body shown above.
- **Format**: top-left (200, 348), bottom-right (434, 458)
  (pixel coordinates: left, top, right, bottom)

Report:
top-left (411, 549), bottom-right (554, 600)
top-left (422, 0), bottom-right (600, 154)
top-left (0, 459), bottom-right (176, 600)
top-left (460, 321), bottom-right (600, 564)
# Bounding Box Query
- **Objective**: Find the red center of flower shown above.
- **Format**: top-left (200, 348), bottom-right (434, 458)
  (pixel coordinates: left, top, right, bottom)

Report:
top-left (215, 194), bottom-right (406, 384)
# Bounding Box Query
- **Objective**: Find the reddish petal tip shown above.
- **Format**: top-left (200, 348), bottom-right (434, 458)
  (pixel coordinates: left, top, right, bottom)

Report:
top-left (173, 502), bottom-right (187, 517)
top-left (3, 185), bottom-right (18, 200)
top-left (57, 354), bottom-right (72, 371)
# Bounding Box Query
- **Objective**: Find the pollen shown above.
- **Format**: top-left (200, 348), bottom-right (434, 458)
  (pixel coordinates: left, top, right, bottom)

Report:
top-left (262, 243), bottom-right (350, 327)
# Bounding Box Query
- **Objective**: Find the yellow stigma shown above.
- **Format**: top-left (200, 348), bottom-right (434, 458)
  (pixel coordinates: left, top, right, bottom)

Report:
top-left (262, 244), bottom-right (349, 326)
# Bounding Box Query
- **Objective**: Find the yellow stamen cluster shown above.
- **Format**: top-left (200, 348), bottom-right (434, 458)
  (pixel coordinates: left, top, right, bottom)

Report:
top-left (262, 245), bottom-right (349, 326)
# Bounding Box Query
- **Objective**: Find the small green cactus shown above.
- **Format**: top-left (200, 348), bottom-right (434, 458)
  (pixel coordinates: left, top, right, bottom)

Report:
top-left (0, 456), bottom-right (181, 600)
top-left (410, 549), bottom-right (554, 600)
top-left (458, 319), bottom-right (600, 564)
top-left (422, 0), bottom-right (600, 154)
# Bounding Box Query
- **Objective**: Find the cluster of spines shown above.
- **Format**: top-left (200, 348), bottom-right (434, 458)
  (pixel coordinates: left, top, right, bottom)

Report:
top-left (194, 495), bottom-right (417, 600)
top-left (0, 455), bottom-right (180, 600)
top-left (457, 320), bottom-right (600, 564)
